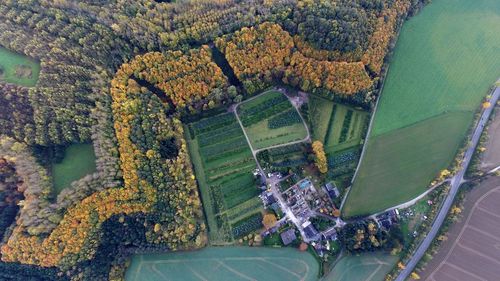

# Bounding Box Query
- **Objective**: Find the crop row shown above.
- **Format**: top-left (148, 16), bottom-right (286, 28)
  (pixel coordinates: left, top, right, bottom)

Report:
top-left (267, 143), bottom-right (304, 157)
top-left (200, 137), bottom-right (248, 159)
top-left (239, 94), bottom-right (288, 116)
top-left (198, 125), bottom-right (242, 147)
top-left (196, 121), bottom-right (240, 138)
top-left (272, 157), bottom-right (307, 168)
top-left (240, 100), bottom-right (292, 126)
top-left (206, 157), bottom-right (254, 176)
top-left (231, 212), bottom-right (263, 238)
top-left (192, 113), bottom-right (236, 135)
top-left (208, 163), bottom-right (255, 182)
top-left (268, 108), bottom-right (302, 129)
top-left (203, 146), bottom-right (248, 163)
top-left (338, 110), bottom-right (353, 143)
top-left (327, 149), bottom-right (359, 167)
top-left (226, 201), bottom-right (262, 222)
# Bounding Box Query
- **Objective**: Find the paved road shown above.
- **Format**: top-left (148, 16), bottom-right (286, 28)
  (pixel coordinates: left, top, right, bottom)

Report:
top-left (396, 84), bottom-right (500, 281)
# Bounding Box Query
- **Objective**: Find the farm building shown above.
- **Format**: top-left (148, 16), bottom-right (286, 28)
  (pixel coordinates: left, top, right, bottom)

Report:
top-left (324, 182), bottom-right (340, 199)
top-left (302, 221), bottom-right (319, 240)
top-left (322, 227), bottom-right (338, 241)
top-left (260, 191), bottom-right (277, 206)
top-left (280, 229), bottom-right (297, 246)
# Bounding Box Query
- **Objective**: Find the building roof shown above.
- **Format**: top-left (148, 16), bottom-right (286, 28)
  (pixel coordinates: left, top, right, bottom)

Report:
top-left (325, 182), bottom-right (340, 198)
top-left (265, 192), bottom-right (277, 204)
top-left (322, 227), bottom-right (337, 240)
top-left (303, 224), bottom-right (319, 239)
top-left (280, 229), bottom-right (297, 246)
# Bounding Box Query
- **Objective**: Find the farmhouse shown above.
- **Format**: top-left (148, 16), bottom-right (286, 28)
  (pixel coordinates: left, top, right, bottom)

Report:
top-left (376, 209), bottom-right (399, 230)
top-left (280, 229), bottom-right (297, 246)
top-left (302, 221), bottom-right (319, 240)
top-left (322, 227), bottom-right (338, 241)
top-left (324, 182), bottom-right (340, 199)
top-left (260, 191), bottom-right (276, 206)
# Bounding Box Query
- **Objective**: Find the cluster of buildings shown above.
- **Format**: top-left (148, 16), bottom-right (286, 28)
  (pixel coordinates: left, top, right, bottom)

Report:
top-left (259, 175), bottom-right (339, 256)
top-left (375, 209), bottom-right (400, 230)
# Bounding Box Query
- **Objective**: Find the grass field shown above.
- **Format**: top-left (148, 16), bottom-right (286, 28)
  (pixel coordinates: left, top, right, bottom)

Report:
top-left (51, 144), bottom-right (96, 195)
top-left (345, 0), bottom-right (500, 217)
top-left (186, 113), bottom-right (263, 243)
top-left (0, 46), bottom-right (40, 87)
top-left (324, 253), bottom-right (397, 281)
top-left (371, 0), bottom-right (500, 136)
top-left (344, 112), bottom-right (471, 216)
top-left (238, 91), bottom-right (308, 150)
top-left (125, 247), bottom-right (319, 281)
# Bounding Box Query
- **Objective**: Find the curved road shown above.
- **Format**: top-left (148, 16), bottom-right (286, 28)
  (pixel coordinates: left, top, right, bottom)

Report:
top-left (396, 84), bottom-right (500, 281)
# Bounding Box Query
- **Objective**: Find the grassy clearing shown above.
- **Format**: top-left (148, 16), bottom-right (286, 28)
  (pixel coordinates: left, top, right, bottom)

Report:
top-left (346, 0), bottom-right (500, 217)
top-left (125, 247), bottom-right (319, 281)
top-left (51, 144), bottom-right (96, 195)
top-left (325, 253), bottom-right (397, 281)
top-left (0, 46), bottom-right (40, 87)
top-left (344, 112), bottom-right (471, 217)
top-left (239, 91), bottom-right (308, 150)
top-left (186, 113), bottom-right (263, 243)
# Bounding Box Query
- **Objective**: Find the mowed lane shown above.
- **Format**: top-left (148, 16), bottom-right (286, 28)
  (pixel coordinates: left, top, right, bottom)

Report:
top-left (426, 186), bottom-right (500, 281)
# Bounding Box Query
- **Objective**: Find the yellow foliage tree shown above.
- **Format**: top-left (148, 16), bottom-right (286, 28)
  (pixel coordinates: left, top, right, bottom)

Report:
top-left (262, 213), bottom-right (277, 229)
top-left (410, 272), bottom-right (421, 280)
top-left (312, 141), bottom-right (328, 173)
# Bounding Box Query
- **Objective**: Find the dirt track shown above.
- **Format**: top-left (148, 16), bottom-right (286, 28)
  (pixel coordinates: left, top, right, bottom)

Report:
top-left (419, 176), bottom-right (500, 281)
top-left (481, 106), bottom-right (500, 171)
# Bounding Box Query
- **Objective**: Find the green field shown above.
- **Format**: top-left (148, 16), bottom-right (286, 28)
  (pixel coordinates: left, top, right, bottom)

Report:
top-left (344, 0), bottom-right (500, 217)
top-left (0, 46), bottom-right (40, 87)
top-left (125, 247), bottom-right (319, 281)
top-left (186, 113), bottom-right (263, 243)
top-left (238, 91), bottom-right (308, 150)
top-left (324, 253), bottom-right (397, 281)
top-left (344, 112), bottom-right (470, 216)
top-left (51, 144), bottom-right (96, 195)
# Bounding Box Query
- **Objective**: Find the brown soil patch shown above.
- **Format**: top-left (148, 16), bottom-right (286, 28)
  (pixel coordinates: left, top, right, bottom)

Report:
top-left (418, 176), bottom-right (500, 281)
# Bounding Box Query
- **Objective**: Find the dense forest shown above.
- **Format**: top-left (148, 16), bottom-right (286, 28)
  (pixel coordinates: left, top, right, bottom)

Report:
top-left (0, 0), bottom-right (428, 279)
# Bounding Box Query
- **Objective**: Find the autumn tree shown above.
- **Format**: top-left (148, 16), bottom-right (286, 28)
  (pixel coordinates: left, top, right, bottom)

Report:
top-left (262, 213), bottom-right (277, 229)
top-left (312, 141), bottom-right (328, 173)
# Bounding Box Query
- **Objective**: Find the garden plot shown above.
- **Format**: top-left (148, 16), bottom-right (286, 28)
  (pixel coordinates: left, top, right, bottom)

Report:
top-left (309, 94), bottom-right (368, 181)
top-left (237, 91), bottom-right (308, 150)
top-left (257, 143), bottom-right (309, 174)
top-left (186, 113), bottom-right (263, 244)
top-left (309, 94), bottom-right (368, 154)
